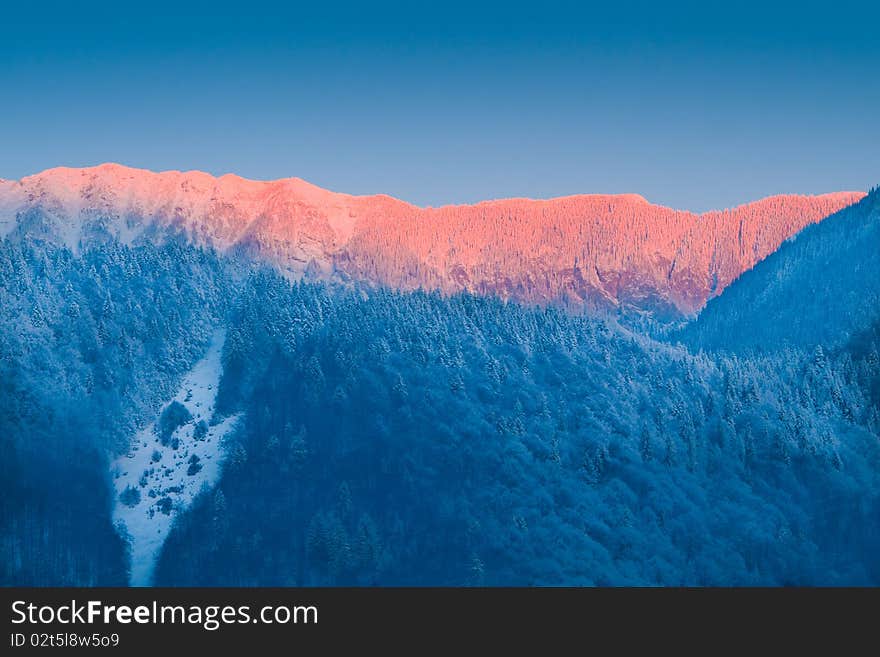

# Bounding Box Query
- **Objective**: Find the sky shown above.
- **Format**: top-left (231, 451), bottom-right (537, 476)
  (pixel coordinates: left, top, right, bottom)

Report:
top-left (1, 0), bottom-right (877, 211)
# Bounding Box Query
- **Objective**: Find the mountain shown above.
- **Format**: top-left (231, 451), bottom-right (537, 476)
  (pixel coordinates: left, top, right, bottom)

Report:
top-left (0, 164), bottom-right (863, 317)
top-left (682, 188), bottom-right (880, 352)
top-left (2, 166), bottom-right (878, 586)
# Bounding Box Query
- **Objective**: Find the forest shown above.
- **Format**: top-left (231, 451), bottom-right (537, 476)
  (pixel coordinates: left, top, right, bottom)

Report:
top-left (156, 276), bottom-right (879, 585)
top-left (1, 183), bottom-right (878, 584)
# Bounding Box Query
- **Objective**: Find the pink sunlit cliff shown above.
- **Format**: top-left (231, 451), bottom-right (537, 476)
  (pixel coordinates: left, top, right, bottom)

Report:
top-left (0, 163), bottom-right (864, 316)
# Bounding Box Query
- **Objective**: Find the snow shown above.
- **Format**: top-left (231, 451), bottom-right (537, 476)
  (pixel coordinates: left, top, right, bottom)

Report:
top-left (0, 180), bottom-right (25, 237)
top-left (111, 330), bottom-right (242, 586)
top-left (0, 163), bottom-right (865, 316)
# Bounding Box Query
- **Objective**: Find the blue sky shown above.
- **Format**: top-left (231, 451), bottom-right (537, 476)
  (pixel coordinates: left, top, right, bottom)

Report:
top-left (1, 0), bottom-right (877, 211)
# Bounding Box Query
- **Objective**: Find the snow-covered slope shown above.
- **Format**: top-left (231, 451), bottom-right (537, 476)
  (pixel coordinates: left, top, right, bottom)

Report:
top-left (0, 163), bottom-right (863, 316)
top-left (682, 188), bottom-right (880, 352)
top-left (111, 330), bottom-right (242, 585)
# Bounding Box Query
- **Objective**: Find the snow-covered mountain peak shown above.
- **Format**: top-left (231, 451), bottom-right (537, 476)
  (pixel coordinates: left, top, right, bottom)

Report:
top-left (0, 163), bottom-right (866, 316)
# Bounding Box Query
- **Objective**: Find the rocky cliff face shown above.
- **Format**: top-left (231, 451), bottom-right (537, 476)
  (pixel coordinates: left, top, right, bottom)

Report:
top-left (0, 163), bottom-right (863, 316)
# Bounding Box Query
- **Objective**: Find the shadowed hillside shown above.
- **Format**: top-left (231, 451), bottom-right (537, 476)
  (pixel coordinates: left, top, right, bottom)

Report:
top-left (682, 187), bottom-right (880, 352)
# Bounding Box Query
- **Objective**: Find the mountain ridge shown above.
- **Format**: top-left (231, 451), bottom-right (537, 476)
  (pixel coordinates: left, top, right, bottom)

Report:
top-left (0, 163), bottom-right (865, 316)
top-left (5, 161), bottom-right (860, 211)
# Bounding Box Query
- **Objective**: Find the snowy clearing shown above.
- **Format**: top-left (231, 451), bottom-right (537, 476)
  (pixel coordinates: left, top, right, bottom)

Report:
top-left (111, 330), bottom-right (242, 586)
